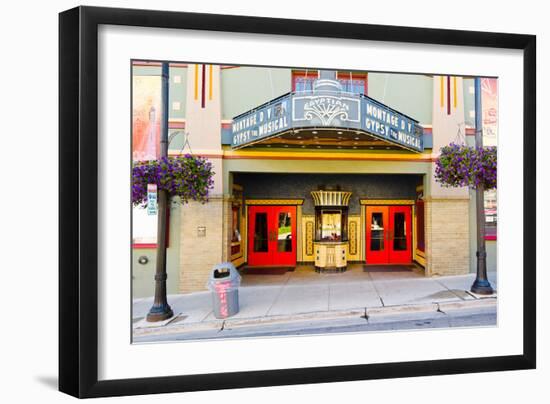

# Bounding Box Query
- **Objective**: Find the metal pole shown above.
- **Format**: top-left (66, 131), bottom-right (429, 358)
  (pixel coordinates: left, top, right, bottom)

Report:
top-left (470, 77), bottom-right (494, 295)
top-left (147, 62), bottom-right (174, 321)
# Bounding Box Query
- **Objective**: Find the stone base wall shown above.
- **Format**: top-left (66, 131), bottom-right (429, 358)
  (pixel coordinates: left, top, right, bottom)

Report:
top-left (179, 196), bottom-right (229, 293)
top-left (424, 198), bottom-right (470, 276)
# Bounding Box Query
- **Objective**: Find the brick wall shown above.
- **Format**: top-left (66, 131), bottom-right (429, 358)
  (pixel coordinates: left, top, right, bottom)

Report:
top-left (179, 196), bottom-right (228, 293)
top-left (424, 198), bottom-right (470, 276)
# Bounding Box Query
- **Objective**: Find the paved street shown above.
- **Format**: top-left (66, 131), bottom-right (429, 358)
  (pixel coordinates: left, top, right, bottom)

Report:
top-left (134, 305), bottom-right (496, 342)
top-left (133, 264), bottom-right (497, 342)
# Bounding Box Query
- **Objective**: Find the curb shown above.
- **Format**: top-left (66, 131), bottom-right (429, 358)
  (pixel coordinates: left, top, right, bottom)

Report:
top-left (133, 297), bottom-right (497, 337)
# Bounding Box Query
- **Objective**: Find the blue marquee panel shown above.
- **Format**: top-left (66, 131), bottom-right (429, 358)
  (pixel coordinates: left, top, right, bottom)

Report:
top-left (230, 91), bottom-right (423, 152)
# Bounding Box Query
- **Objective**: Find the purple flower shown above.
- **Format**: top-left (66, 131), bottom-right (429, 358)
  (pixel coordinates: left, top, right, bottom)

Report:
top-left (435, 143), bottom-right (497, 190)
top-left (131, 155), bottom-right (215, 206)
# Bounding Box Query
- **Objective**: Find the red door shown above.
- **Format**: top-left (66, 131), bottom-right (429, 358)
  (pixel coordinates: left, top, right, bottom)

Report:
top-left (248, 206), bottom-right (297, 267)
top-left (365, 206), bottom-right (389, 264)
top-left (388, 206), bottom-right (412, 264)
top-left (366, 205), bottom-right (412, 264)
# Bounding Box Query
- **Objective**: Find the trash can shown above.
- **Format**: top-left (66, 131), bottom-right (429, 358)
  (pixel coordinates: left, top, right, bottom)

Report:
top-left (207, 263), bottom-right (241, 319)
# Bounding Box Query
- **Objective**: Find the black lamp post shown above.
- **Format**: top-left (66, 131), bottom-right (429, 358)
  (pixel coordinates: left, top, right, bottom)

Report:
top-left (146, 62), bottom-right (174, 321)
top-left (470, 77), bottom-right (494, 295)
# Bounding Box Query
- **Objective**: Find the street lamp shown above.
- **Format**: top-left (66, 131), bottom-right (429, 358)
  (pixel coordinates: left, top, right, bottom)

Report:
top-left (470, 77), bottom-right (494, 295)
top-left (146, 62), bottom-right (174, 321)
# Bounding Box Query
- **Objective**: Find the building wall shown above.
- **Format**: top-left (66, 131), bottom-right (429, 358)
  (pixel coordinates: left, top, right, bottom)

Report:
top-left (463, 77), bottom-right (476, 128)
top-left (221, 66), bottom-right (292, 119)
top-left (178, 197), bottom-right (228, 293)
top-left (130, 66), bottom-right (479, 153)
top-left (185, 64), bottom-right (223, 154)
top-left (132, 203), bottom-right (182, 298)
top-left (177, 64), bottom-right (227, 293)
top-left (487, 240), bottom-right (497, 273)
top-left (132, 64), bottom-right (189, 152)
top-left (368, 73), bottom-right (433, 125)
top-left (424, 198), bottom-right (470, 276)
top-left (132, 64), bottom-right (188, 118)
top-left (424, 76), bottom-right (471, 276)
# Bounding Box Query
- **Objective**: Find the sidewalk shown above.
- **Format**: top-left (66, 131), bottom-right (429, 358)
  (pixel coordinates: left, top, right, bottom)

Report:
top-left (133, 264), bottom-right (497, 338)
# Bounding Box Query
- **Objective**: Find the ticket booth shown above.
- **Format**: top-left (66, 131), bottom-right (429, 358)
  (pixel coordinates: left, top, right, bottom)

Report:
top-left (311, 190), bottom-right (352, 272)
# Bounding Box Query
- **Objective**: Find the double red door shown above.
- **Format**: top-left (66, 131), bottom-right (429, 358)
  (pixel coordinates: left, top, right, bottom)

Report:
top-left (366, 206), bottom-right (412, 264)
top-left (248, 206), bottom-right (297, 266)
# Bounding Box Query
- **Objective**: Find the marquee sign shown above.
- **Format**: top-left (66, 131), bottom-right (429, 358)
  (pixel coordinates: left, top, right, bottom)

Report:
top-left (231, 97), bottom-right (291, 147)
top-left (363, 97), bottom-right (422, 151)
top-left (231, 91), bottom-right (423, 152)
top-left (292, 95), bottom-right (361, 126)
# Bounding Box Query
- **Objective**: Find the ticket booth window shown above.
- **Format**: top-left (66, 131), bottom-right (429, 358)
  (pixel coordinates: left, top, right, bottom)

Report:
top-left (319, 210), bottom-right (343, 241)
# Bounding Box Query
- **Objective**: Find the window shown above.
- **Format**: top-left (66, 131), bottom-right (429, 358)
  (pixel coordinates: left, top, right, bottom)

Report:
top-left (320, 210), bottom-right (342, 241)
top-left (416, 199), bottom-right (425, 252)
top-left (277, 212), bottom-right (293, 252)
top-left (485, 190), bottom-right (497, 240)
top-left (293, 72), bottom-right (316, 92)
top-left (230, 185), bottom-right (243, 257)
top-left (292, 71), bottom-right (368, 94)
top-left (253, 213), bottom-right (268, 252)
top-left (132, 205), bottom-right (170, 248)
top-left (370, 212), bottom-right (385, 251)
top-left (231, 206), bottom-right (241, 243)
top-left (336, 72), bottom-right (368, 94)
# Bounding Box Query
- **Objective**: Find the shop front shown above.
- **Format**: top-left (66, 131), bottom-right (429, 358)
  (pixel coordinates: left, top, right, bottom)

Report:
top-left (229, 172), bottom-right (425, 273)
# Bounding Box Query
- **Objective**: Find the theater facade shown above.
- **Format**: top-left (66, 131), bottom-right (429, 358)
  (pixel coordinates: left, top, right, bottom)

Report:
top-left (132, 63), bottom-right (497, 297)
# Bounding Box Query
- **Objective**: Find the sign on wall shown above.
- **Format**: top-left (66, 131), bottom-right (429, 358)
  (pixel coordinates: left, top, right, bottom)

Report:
top-left (482, 78), bottom-right (498, 147)
top-left (133, 206), bottom-right (157, 245)
top-left (231, 98), bottom-right (291, 146)
top-left (147, 184), bottom-right (158, 216)
top-left (132, 75), bottom-right (162, 161)
top-left (292, 94), bottom-right (361, 127)
top-left (362, 97), bottom-right (422, 151)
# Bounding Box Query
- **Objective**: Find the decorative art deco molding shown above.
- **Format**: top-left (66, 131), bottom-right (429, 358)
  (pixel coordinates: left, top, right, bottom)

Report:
top-left (311, 190), bottom-right (352, 207)
top-left (245, 199), bottom-right (304, 205)
top-left (360, 199), bottom-right (415, 205)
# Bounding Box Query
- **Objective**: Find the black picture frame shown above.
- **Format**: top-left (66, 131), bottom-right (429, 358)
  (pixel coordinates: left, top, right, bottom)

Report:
top-left (59, 5), bottom-right (536, 398)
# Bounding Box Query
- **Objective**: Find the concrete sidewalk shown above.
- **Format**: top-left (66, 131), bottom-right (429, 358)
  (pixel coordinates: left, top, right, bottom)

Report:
top-left (133, 264), bottom-right (497, 337)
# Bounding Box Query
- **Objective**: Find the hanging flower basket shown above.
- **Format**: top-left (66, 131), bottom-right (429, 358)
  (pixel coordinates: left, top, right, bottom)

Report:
top-left (132, 154), bottom-right (215, 207)
top-left (435, 143), bottom-right (497, 190)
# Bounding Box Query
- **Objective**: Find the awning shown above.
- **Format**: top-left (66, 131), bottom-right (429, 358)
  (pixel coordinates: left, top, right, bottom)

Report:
top-left (230, 79), bottom-right (424, 152)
